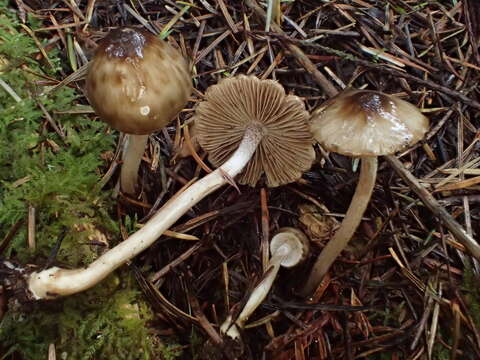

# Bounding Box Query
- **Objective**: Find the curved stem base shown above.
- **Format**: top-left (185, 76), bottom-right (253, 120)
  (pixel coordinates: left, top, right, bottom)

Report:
top-left (301, 157), bottom-right (378, 297)
top-left (28, 128), bottom-right (263, 299)
top-left (221, 245), bottom-right (288, 339)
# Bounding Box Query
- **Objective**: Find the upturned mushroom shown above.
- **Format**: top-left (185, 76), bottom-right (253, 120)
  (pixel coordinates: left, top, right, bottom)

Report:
top-left (221, 227), bottom-right (309, 339)
top-left (301, 89), bottom-right (429, 296)
top-left (196, 75), bottom-right (315, 187)
top-left (86, 27), bottom-right (192, 195)
top-left (24, 75), bottom-right (315, 300)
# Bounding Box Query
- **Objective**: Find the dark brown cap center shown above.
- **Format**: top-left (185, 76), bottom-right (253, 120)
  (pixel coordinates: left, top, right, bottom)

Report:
top-left (356, 91), bottom-right (392, 114)
top-left (338, 90), bottom-right (393, 121)
top-left (99, 27), bottom-right (151, 59)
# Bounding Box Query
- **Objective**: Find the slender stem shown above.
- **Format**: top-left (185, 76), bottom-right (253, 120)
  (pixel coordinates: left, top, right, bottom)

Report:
top-left (221, 244), bottom-right (289, 339)
top-left (237, 245), bottom-right (288, 327)
top-left (301, 157), bottom-right (378, 297)
top-left (120, 134), bottom-right (149, 195)
top-left (28, 128), bottom-right (263, 299)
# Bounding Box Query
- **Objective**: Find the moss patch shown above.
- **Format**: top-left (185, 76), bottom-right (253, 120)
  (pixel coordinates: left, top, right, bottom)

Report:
top-left (0, 5), bottom-right (180, 359)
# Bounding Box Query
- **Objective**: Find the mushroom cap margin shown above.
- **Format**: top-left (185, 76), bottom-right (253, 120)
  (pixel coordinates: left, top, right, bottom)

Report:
top-left (310, 89), bottom-right (429, 157)
top-left (195, 75), bottom-right (315, 187)
top-left (86, 27), bottom-right (192, 135)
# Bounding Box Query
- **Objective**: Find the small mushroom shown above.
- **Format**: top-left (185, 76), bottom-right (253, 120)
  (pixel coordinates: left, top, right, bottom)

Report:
top-left (221, 227), bottom-right (309, 339)
top-left (86, 27), bottom-right (192, 195)
top-left (26, 75), bottom-right (314, 300)
top-left (301, 89), bottom-right (429, 296)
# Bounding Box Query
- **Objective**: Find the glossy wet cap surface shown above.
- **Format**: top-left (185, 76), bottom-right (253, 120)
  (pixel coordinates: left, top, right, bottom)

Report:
top-left (98, 27), bottom-right (150, 59)
top-left (86, 27), bottom-right (192, 134)
top-left (310, 89), bottom-right (429, 156)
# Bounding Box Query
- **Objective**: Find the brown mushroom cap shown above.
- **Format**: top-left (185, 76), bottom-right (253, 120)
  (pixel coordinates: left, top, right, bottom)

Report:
top-left (86, 27), bottom-right (192, 135)
top-left (310, 89), bottom-right (429, 157)
top-left (195, 75), bottom-right (315, 187)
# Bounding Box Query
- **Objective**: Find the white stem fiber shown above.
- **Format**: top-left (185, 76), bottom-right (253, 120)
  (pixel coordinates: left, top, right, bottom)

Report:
top-left (236, 245), bottom-right (288, 326)
top-left (221, 243), bottom-right (290, 339)
top-left (28, 128), bottom-right (262, 299)
top-left (120, 134), bottom-right (149, 195)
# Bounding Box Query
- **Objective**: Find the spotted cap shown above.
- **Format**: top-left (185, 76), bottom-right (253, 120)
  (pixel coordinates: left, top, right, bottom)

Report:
top-left (86, 27), bottom-right (192, 135)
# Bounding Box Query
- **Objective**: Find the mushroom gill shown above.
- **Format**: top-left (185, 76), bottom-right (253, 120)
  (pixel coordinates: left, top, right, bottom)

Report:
top-left (196, 75), bottom-right (314, 187)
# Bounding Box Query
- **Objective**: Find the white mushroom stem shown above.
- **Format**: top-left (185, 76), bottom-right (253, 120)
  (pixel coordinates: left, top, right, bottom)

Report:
top-left (220, 225), bottom-right (311, 340)
top-left (221, 244), bottom-right (289, 339)
top-left (301, 156), bottom-right (378, 296)
top-left (28, 127), bottom-right (263, 300)
top-left (120, 134), bottom-right (149, 195)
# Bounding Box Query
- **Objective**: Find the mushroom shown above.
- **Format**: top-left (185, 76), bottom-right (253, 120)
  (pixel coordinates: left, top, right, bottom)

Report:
top-left (301, 89), bottom-right (429, 296)
top-left (86, 27), bottom-right (192, 195)
top-left (196, 75), bottom-right (315, 187)
top-left (25, 75), bottom-right (315, 300)
top-left (221, 227), bottom-right (309, 339)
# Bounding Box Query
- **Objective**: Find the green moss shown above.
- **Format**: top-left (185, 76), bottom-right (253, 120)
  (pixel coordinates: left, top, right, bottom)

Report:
top-left (0, 5), bottom-right (181, 359)
top-left (1, 273), bottom-right (177, 360)
top-left (0, 7), bottom-right (116, 265)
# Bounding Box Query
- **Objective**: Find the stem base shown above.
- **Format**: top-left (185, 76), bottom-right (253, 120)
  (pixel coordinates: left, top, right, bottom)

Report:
top-left (301, 157), bottom-right (378, 297)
